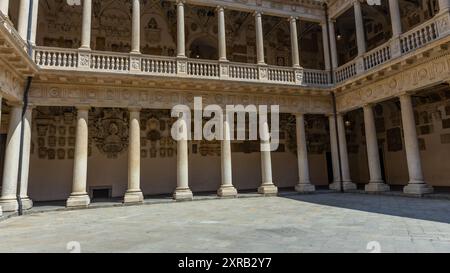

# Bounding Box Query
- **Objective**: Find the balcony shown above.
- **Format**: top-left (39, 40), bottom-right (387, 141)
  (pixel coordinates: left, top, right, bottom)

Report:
top-left (2, 10), bottom-right (450, 90)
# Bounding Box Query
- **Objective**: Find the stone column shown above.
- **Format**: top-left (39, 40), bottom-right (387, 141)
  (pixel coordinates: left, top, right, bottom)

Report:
top-left (177, 0), bottom-right (186, 58)
top-left (0, 0), bottom-right (9, 17)
top-left (258, 120), bottom-right (278, 195)
top-left (328, 115), bottom-right (340, 186)
top-left (321, 22), bottom-right (331, 71)
top-left (254, 11), bottom-right (265, 65)
top-left (80, 0), bottom-right (92, 49)
top-left (67, 106), bottom-right (91, 208)
top-left (337, 114), bottom-right (356, 189)
top-left (0, 96), bottom-right (2, 216)
top-left (353, 0), bottom-right (366, 56)
top-left (218, 118), bottom-right (237, 197)
top-left (174, 118), bottom-right (193, 200)
top-left (329, 114), bottom-right (356, 191)
top-left (363, 104), bottom-right (390, 192)
top-left (17, 0), bottom-right (30, 40)
top-left (295, 114), bottom-right (315, 192)
top-left (124, 108), bottom-right (144, 203)
top-left (328, 19), bottom-right (338, 69)
top-left (131, 0), bottom-right (140, 53)
top-left (217, 6), bottom-right (227, 61)
top-left (19, 106), bottom-right (34, 209)
top-left (0, 104), bottom-right (22, 212)
top-left (399, 94), bottom-right (434, 195)
top-left (30, 0), bottom-right (39, 45)
top-left (289, 17), bottom-right (300, 68)
top-left (388, 0), bottom-right (402, 37)
top-left (439, 0), bottom-right (450, 13)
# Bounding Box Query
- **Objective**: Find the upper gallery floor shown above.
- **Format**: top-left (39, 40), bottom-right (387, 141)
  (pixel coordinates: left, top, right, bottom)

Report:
top-left (1, 0), bottom-right (450, 90)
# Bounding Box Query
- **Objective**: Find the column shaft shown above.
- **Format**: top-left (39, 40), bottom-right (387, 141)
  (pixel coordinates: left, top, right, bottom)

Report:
top-left (354, 0), bottom-right (366, 55)
top-left (0, 0), bottom-right (9, 17)
top-left (400, 94), bottom-right (433, 194)
top-left (218, 118), bottom-right (237, 197)
top-left (255, 12), bottom-right (265, 65)
top-left (19, 106), bottom-right (34, 209)
top-left (18, 0), bottom-right (30, 40)
top-left (321, 22), bottom-right (331, 71)
top-left (124, 109), bottom-right (143, 203)
top-left (217, 6), bottom-right (227, 61)
top-left (177, 0), bottom-right (186, 58)
top-left (290, 17), bottom-right (300, 68)
top-left (329, 115), bottom-right (340, 184)
top-left (80, 0), bottom-right (92, 49)
top-left (30, 0), bottom-right (39, 45)
top-left (0, 105), bottom-right (22, 212)
top-left (328, 20), bottom-right (338, 69)
top-left (258, 121), bottom-right (278, 195)
top-left (174, 118), bottom-right (193, 200)
top-left (363, 105), bottom-right (390, 192)
top-left (388, 0), bottom-right (402, 37)
top-left (295, 114), bottom-right (315, 192)
top-left (131, 0), bottom-right (140, 53)
top-left (337, 115), bottom-right (352, 183)
top-left (67, 107), bottom-right (91, 207)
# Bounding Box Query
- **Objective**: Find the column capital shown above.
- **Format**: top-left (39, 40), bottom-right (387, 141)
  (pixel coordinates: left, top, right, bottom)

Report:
top-left (362, 103), bottom-right (376, 109)
top-left (289, 16), bottom-right (298, 22)
top-left (253, 10), bottom-right (263, 17)
top-left (5, 101), bottom-right (23, 108)
top-left (128, 106), bottom-right (142, 113)
top-left (176, 0), bottom-right (186, 6)
top-left (76, 105), bottom-right (91, 111)
top-left (216, 5), bottom-right (225, 12)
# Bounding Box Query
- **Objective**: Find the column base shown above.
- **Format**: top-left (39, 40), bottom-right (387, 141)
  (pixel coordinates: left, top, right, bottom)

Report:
top-left (218, 186), bottom-right (238, 198)
top-left (0, 198), bottom-right (18, 212)
top-left (365, 182), bottom-right (390, 192)
top-left (123, 190), bottom-right (144, 204)
top-left (295, 183), bottom-right (316, 193)
top-left (173, 188), bottom-right (193, 201)
top-left (403, 183), bottom-right (434, 195)
top-left (20, 197), bottom-right (33, 210)
top-left (66, 194), bottom-right (91, 208)
top-left (258, 184), bottom-right (278, 196)
top-left (330, 181), bottom-right (357, 191)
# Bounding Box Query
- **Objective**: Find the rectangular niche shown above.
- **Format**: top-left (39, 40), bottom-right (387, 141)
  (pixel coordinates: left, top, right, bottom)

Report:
top-left (441, 134), bottom-right (450, 144)
top-left (387, 128), bottom-right (403, 152)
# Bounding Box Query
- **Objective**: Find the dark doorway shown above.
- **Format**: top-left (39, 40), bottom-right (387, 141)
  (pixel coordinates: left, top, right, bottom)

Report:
top-left (0, 134), bottom-right (6, 187)
top-left (326, 152), bottom-right (334, 184)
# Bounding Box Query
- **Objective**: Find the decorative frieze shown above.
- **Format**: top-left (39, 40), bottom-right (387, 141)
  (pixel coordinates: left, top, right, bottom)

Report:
top-left (29, 84), bottom-right (333, 114)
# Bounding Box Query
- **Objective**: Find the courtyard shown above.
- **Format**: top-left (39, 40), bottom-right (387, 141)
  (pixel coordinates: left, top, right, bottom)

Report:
top-left (0, 193), bottom-right (449, 253)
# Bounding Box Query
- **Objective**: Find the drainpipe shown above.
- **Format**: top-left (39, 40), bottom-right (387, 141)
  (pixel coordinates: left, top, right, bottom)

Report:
top-left (16, 0), bottom-right (34, 216)
top-left (324, 3), bottom-right (344, 193)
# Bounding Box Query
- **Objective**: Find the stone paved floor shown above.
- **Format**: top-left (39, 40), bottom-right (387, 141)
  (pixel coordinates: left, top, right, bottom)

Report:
top-left (0, 193), bottom-right (449, 253)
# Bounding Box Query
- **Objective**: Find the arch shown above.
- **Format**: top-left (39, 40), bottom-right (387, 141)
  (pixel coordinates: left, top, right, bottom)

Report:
top-left (187, 34), bottom-right (218, 60)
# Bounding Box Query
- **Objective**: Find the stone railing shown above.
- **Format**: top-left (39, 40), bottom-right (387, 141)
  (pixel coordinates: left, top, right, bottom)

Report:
top-left (400, 18), bottom-right (438, 54)
top-left (228, 63), bottom-right (259, 81)
top-left (33, 47), bottom-right (305, 86)
top-left (303, 69), bottom-right (331, 86)
top-left (363, 43), bottom-right (391, 71)
top-left (335, 61), bottom-right (357, 83)
top-left (0, 13), bottom-right (28, 53)
top-left (334, 12), bottom-right (450, 84)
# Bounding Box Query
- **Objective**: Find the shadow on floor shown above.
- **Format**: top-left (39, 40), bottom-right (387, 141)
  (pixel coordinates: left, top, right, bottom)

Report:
top-left (281, 192), bottom-right (450, 224)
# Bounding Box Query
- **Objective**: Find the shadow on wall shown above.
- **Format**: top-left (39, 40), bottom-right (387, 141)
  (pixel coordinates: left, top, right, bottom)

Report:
top-left (281, 193), bottom-right (450, 224)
